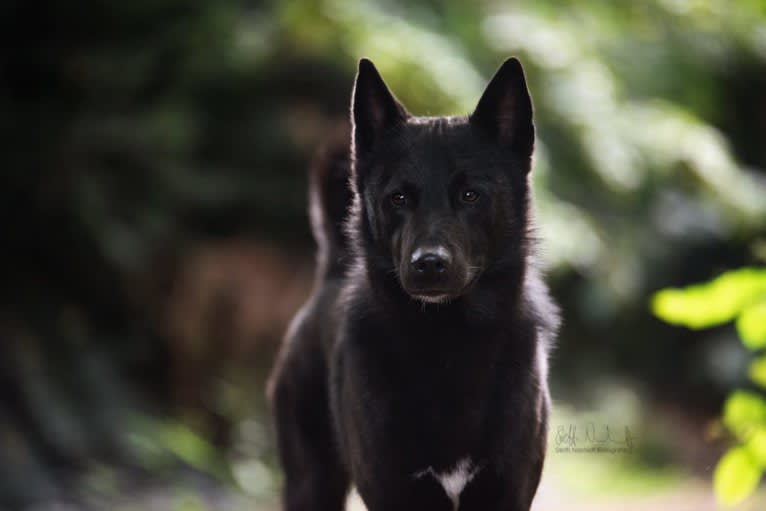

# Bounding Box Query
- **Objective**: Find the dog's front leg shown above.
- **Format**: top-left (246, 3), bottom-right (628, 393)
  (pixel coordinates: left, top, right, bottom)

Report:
top-left (459, 462), bottom-right (543, 511)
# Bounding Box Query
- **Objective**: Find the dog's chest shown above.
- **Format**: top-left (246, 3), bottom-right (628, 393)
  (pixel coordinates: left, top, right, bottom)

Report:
top-left (379, 356), bottom-right (495, 465)
top-left (413, 457), bottom-right (481, 510)
top-left (367, 328), bottom-right (502, 433)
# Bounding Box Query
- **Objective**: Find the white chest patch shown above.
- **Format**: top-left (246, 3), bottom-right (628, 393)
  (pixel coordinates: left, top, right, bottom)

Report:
top-left (413, 458), bottom-right (480, 510)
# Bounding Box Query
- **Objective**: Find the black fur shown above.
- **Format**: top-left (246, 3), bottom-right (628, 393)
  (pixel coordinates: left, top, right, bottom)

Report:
top-left (269, 57), bottom-right (559, 511)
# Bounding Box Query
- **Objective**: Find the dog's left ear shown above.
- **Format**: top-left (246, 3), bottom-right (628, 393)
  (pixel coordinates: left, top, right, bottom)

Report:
top-left (470, 57), bottom-right (534, 159)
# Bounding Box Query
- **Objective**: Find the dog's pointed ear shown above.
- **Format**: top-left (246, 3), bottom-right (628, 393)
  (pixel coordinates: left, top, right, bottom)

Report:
top-left (470, 57), bottom-right (534, 158)
top-left (351, 58), bottom-right (407, 156)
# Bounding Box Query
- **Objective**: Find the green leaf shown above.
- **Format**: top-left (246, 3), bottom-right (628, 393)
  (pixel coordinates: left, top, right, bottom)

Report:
top-left (126, 414), bottom-right (232, 482)
top-left (714, 446), bottom-right (762, 506)
top-left (737, 301), bottom-right (766, 350)
top-left (745, 427), bottom-right (766, 467)
top-left (651, 268), bottom-right (766, 329)
top-left (158, 422), bottom-right (220, 474)
top-left (749, 356), bottom-right (766, 388)
top-left (723, 391), bottom-right (766, 440)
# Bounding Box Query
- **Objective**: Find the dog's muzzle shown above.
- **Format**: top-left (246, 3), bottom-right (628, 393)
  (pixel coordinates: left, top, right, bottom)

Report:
top-left (401, 245), bottom-right (464, 303)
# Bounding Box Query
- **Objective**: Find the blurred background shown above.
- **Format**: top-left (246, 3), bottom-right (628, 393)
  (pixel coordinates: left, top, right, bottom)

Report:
top-left (2, 0), bottom-right (766, 510)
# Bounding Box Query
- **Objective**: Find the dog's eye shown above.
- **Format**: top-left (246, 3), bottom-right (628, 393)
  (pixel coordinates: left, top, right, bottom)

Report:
top-left (390, 191), bottom-right (407, 207)
top-left (461, 190), bottom-right (479, 203)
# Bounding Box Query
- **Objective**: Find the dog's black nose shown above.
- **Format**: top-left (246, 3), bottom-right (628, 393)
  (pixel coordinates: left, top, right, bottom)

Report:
top-left (411, 253), bottom-right (449, 276)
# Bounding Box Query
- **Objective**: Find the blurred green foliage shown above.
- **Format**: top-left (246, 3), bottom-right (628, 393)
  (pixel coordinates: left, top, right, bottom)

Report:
top-left (2, 0), bottom-right (766, 508)
top-left (652, 267), bottom-right (766, 504)
top-left (652, 268), bottom-right (766, 341)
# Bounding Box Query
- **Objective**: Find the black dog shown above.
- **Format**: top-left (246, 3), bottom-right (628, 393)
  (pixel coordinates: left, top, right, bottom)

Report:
top-left (268, 57), bottom-right (559, 511)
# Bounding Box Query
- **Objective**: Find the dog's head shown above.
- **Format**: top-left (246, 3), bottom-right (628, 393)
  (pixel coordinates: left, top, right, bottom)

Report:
top-left (349, 58), bottom-right (535, 304)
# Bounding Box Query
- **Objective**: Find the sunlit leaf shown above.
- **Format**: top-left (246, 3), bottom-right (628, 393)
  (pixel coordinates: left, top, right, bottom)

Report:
top-left (745, 427), bottom-right (766, 467)
top-left (722, 391), bottom-right (766, 440)
top-left (737, 301), bottom-right (766, 350)
top-left (749, 356), bottom-right (766, 388)
top-left (714, 446), bottom-right (762, 506)
top-left (651, 268), bottom-right (766, 329)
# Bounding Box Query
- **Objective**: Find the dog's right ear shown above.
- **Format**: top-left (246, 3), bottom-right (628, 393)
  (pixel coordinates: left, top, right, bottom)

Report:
top-left (351, 58), bottom-right (407, 157)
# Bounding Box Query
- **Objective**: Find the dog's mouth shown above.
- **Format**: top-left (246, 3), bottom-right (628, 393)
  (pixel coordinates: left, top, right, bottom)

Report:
top-left (400, 277), bottom-right (463, 304)
top-left (403, 265), bottom-right (483, 305)
top-left (413, 295), bottom-right (451, 304)
top-left (409, 289), bottom-right (453, 304)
